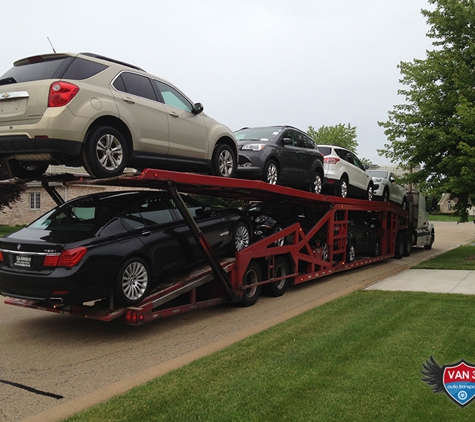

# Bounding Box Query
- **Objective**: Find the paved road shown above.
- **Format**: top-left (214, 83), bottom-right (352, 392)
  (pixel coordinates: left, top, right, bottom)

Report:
top-left (0, 221), bottom-right (474, 422)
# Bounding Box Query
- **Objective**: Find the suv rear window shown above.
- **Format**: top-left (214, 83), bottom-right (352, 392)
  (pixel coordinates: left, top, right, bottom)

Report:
top-left (0, 56), bottom-right (107, 86)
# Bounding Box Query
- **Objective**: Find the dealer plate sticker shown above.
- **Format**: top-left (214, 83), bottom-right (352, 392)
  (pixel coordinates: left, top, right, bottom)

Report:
top-left (14, 255), bottom-right (31, 268)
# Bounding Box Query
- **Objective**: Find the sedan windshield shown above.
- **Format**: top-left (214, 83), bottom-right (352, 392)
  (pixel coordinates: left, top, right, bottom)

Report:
top-left (234, 127), bottom-right (283, 142)
top-left (367, 170), bottom-right (389, 178)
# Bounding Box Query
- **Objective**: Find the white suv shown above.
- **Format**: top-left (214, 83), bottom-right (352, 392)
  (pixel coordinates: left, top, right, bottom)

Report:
top-left (317, 145), bottom-right (373, 200)
top-left (0, 53), bottom-right (237, 179)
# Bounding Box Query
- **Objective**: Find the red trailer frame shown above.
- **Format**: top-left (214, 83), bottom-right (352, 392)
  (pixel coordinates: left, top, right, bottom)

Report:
top-left (3, 169), bottom-right (408, 325)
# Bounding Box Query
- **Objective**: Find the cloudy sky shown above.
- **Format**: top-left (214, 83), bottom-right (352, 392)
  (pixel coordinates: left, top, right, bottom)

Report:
top-left (2, 0), bottom-right (433, 165)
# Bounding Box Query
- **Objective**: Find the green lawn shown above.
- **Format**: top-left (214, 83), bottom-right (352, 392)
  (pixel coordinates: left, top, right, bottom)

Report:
top-left (0, 225), bottom-right (22, 236)
top-left (65, 290), bottom-right (475, 422)
top-left (413, 244), bottom-right (475, 270)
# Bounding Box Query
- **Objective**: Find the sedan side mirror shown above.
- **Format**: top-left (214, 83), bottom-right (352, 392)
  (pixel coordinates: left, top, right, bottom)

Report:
top-left (192, 103), bottom-right (204, 115)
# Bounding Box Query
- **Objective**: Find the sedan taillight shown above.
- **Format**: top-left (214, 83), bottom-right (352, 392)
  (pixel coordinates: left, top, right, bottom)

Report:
top-left (43, 247), bottom-right (87, 268)
top-left (324, 157), bottom-right (340, 165)
top-left (48, 82), bottom-right (79, 107)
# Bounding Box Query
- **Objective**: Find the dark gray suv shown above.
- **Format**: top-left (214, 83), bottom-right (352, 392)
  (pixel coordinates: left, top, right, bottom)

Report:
top-left (235, 125), bottom-right (325, 193)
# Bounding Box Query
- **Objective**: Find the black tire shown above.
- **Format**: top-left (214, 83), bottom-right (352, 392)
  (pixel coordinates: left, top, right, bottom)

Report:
top-left (267, 256), bottom-right (289, 297)
top-left (373, 240), bottom-right (380, 257)
top-left (4, 159), bottom-right (48, 179)
top-left (367, 183), bottom-right (374, 201)
top-left (114, 257), bottom-right (150, 306)
top-left (310, 171), bottom-right (323, 194)
top-left (211, 144), bottom-right (236, 177)
top-left (263, 160), bottom-right (279, 185)
top-left (346, 241), bottom-right (356, 263)
top-left (402, 231), bottom-right (412, 256)
top-left (83, 126), bottom-right (128, 178)
top-left (382, 188), bottom-right (390, 202)
top-left (394, 232), bottom-right (404, 259)
top-left (339, 176), bottom-right (348, 198)
top-left (424, 231), bottom-right (435, 250)
top-left (272, 224), bottom-right (285, 247)
top-left (401, 196), bottom-right (408, 210)
top-left (241, 261), bottom-right (262, 307)
top-left (231, 222), bottom-right (250, 253)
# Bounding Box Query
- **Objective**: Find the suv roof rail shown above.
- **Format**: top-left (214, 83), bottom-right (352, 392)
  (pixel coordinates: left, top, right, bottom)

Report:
top-left (80, 53), bottom-right (145, 71)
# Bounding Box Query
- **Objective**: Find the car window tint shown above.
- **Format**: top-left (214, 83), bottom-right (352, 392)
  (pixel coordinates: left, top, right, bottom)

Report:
top-left (303, 135), bottom-right (316, 149)
top-left (282, 130), bottom-right (297, 146)
top-left (114, 72), bottom-right (157, 101)
top-left (62, 57), bottom-right (107, 80)
top-left (153, 80), bottom-right (192, 112)
top-left (0, 57), bottom-right (71, 83)
top-left (318, 146), bottom-right (331, 155)
top-left (122, 206), bottom-right (146, 230)
top-left (136, 198), bottom-right (174, 226)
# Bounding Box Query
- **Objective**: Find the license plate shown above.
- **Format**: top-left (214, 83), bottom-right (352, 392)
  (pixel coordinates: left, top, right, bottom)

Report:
top-left (14, 254), bottom-right (32, 268)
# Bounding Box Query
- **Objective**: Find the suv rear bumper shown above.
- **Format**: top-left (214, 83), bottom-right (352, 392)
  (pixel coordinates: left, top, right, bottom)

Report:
top-left (0, 135), bottom-right (82, 160)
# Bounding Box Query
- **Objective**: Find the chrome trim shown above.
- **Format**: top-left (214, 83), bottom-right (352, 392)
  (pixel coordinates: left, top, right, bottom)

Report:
top-left (0, 249), bottom-right (60, 256)
top-left (0, 91), bottom-right (29, 101)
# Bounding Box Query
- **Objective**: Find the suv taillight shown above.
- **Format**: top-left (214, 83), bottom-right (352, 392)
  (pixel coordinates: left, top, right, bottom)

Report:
top-left (48, 82), bottom-right (79, 107)
top-left (0, 251), bottom-right (3, 262)
top-left (324, 157), bottom-right (340, 165)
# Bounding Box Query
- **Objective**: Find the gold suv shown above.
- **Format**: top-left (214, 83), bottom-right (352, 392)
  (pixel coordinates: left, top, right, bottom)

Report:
top-left (0, 53), bottom-right (237, 179)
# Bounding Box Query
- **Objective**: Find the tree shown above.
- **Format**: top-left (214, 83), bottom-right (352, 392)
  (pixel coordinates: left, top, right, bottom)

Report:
top-left (307, 123), bottom-right (358, 152)
top-left (307, 123), bottom-right (373, 165)
top-left (378, 0), bottom-right (475, 221)
top-left (0, 164), bottom-right (24, 214)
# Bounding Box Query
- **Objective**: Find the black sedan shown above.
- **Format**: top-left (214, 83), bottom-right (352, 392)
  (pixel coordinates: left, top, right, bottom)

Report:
top-left (235, 126), bottom-right (325, 193)
top-left (0, 191), bottom-right (251, 306)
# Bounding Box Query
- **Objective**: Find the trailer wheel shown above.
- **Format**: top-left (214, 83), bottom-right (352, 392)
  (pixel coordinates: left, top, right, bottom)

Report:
top-left (267, 256), bottom-right (289, 297)
top-left (114, 257), bottom-right (150, 306)
top-left (211, 143), bottom-right (236, 177)
top-left (394, 232), bottom-right (404, 259)
top-left (4, 159), bottom-right (49, 179)
top-left (263, 160), bottom-right (279, 185)
top-left (232, 222), bottom-right (251, 252)
top-left (403, 231), bottom-right (412, 256)
top-left (83, 126), bottom-right (128, 178)
top-left (241, 261), bottom-right (262, 307)
top-left (346, 242), bottom-right (356, 263)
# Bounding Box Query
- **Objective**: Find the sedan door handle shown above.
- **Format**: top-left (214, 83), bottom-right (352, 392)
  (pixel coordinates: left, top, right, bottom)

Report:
top-left (122, 97), bottom-right (135, 104)
top-left (169, 111), bottom-right (179, 118)
top-left (141, 230), bottom-right (151, 237)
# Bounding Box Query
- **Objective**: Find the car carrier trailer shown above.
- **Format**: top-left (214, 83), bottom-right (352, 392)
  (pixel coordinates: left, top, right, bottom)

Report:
top-left (3, 169), bottom-right (417, 325)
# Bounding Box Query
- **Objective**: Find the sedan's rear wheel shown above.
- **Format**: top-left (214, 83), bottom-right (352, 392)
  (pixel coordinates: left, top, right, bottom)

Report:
top-left (4, 159), bottom-right (49, 179)
top-left (263, 160), bottom-right (279, 185)
top-left (211, 144), bottom-right (236, 177)
top-left (83, 126), bottom-right (128, 178)
top-left (114, 257), bottom-right (150, 306)
top-left (232, 222), bottom-right (250, 252)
